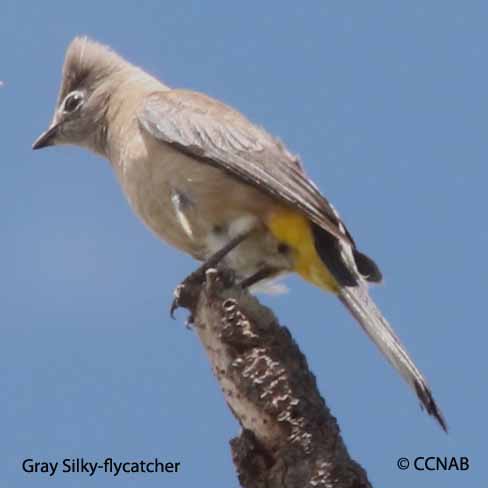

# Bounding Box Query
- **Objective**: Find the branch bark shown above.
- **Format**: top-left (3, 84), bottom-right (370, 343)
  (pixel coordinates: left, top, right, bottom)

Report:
top-left (178, 269), bottom-right (371, 488)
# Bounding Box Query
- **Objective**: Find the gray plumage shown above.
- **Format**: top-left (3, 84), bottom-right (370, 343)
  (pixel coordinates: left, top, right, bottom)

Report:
top-left (33, 36), bottom-right (446, 431)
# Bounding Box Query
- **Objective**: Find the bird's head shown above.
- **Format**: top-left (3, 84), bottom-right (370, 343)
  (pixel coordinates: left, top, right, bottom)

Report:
top-left (33, 36), bottom-right (126, 154)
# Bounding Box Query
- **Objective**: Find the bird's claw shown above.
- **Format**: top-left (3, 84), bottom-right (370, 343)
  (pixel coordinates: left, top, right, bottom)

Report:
top-left (170, 270), bottom-right (207, 319)
top-left (170, 266), bottom-right (237, 320)
top-left (170, 284), bottom-right (185, 319)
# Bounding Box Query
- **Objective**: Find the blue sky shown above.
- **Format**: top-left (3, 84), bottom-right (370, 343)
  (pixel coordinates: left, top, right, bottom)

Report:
top-left (1, 1), bottom-right (486, 486)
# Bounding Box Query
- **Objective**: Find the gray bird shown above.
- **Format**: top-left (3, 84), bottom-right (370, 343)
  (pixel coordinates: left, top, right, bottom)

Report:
top-left (33, 37), bottom-right (446, 431)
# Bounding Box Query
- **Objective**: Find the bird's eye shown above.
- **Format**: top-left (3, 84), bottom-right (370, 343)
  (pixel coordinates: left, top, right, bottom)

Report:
top-left (63, 91), bottom-right (84, 113)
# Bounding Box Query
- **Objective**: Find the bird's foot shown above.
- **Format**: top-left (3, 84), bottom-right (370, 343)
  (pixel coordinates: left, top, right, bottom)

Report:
top-left (170, 266), bottom-right (237, 321)
top-left (170, 271), bottom-right (204, 321)
top-left (170, 232), bottom-right (251, 320)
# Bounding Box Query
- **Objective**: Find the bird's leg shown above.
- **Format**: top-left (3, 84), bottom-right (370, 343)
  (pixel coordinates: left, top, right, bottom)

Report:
top-left (238, 266), bottom-right (278, 289)
top-left (170, 231), bottom-right (252, 318)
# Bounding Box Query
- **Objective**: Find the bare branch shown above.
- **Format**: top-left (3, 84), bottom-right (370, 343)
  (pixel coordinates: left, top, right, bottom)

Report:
top-left (178, 269), bottom-right (372, 488)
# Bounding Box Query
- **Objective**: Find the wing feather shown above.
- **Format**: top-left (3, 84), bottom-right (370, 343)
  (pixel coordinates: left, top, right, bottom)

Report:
top-left (138, 89), bottom-right (354, 245)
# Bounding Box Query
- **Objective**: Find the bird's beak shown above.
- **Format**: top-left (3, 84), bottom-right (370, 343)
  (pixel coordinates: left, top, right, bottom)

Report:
top-left (32, 123), bottom-right (59, 150)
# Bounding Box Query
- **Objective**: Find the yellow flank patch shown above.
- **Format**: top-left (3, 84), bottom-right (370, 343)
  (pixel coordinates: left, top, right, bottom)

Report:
top-left (266, 209), bottom-right (339, 293)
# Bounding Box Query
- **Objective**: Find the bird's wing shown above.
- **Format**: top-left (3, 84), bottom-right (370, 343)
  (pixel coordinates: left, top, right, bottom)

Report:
top-left (137, 89), bottom-right (354, 245)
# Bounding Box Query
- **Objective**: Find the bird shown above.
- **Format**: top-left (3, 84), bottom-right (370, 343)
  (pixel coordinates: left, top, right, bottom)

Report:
top-left (33, 36), bottom-right (446, 431)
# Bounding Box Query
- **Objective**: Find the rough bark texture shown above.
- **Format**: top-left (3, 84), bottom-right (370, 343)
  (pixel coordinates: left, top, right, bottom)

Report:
top-left (177, 269), bottom-right (371, 488)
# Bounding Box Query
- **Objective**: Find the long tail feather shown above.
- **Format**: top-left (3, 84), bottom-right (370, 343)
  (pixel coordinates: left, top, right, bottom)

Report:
top-left (338, 282), bottom-right (447, 431)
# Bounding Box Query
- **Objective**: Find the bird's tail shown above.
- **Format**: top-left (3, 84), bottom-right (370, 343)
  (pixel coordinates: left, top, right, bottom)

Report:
top-left (338, 282), bottom-right (447, 431)
top-left (266, 212), bottom-right (446, 429)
